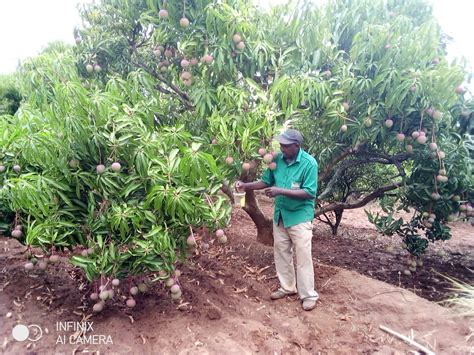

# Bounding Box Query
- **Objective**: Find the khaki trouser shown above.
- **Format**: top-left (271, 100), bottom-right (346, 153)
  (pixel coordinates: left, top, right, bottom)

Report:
top-left (273, 220), bottom-right (319, 301)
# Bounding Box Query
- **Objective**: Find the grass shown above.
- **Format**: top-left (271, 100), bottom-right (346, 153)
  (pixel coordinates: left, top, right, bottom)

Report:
top-left (442, 273), bottom-right (474, 341)
top-left (443, 274), bottom-right (474, 317)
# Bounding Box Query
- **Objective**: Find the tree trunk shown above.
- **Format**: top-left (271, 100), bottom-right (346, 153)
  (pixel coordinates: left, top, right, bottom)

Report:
top-left (256, 222), bottom-right (274, 246)
top-left (243, 190), bottom-right (274, 246)
top-left (331, 208), bottom-right (344, 235)
top-left (221, 183), bottom-right (234, 204)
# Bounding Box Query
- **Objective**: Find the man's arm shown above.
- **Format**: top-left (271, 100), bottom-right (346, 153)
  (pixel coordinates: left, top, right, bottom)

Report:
top-left (237, 165), bottom-right (274, 192)
top-left (236, 180), bottom-right (269, 192)
top-left (265, 187), bottom-right (313, 199)
top-left (265, 159), bottom-right (317, 200)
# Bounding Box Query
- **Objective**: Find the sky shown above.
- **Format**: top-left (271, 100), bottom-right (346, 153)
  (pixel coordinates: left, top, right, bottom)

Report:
top-left (0, 0), bottom-right (472, 81)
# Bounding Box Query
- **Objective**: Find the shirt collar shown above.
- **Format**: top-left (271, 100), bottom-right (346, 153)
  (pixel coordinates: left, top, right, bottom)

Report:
top-left (283, 148), bottom-right (302, 166)
top-left (295, 148), bottom-right (302, 163)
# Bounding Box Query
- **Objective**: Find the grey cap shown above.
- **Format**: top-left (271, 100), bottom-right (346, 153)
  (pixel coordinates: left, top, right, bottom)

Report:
top-left (275, 129), bottom-right (303, 145)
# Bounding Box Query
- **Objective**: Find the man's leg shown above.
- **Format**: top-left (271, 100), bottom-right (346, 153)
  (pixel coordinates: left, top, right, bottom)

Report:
top-left (272, 221), bottom-right (297, 297)
top-left (288, 221), bottom-right (319, 309)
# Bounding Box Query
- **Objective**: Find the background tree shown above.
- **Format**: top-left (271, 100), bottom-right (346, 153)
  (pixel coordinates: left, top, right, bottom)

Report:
top-left (0, 74), bottom-right (21, 116)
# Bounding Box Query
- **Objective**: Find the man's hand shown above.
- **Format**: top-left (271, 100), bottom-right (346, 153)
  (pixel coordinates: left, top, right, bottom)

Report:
top-left (235, 180), bottom-right (246, 192)
top-left (264, 187), bottom-right (283, 198)
top-left (235, 180), bottom-right (270, 193)
top-left (264, 187), bottom-right (313, 199)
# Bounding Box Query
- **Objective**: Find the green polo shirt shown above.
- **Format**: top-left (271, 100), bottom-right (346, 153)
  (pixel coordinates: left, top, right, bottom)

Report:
top-left (261, 148), bottom-right (318, 228)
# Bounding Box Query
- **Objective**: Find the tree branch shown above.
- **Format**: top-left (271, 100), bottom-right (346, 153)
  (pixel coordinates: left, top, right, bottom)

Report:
top-left (128, 22), bottom-right (142, 55)
top-left (318, 158), bottom-right (366, 200)
top-left (318, 152), bottom-right (410, 200)
top-left (318, 147), bottom-right (353, 183)
top-left (356, 151), bottom-right (410, 177)
top-left (132, 59), bottom-right (194, 110)
top-left (317, 211), bottom-right (334, 227)
top-left (315, 182), bottom-right (401, 216)
top-left (154, 84), bottom-right (173, 96)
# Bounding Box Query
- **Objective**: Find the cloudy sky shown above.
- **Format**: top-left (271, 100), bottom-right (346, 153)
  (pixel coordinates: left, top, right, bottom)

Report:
top-left (0, 0), bottom-right (472, 79)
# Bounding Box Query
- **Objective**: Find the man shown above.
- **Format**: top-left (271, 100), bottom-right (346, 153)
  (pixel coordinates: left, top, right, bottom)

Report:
top-left (236, 129), bottom-right (319, 311)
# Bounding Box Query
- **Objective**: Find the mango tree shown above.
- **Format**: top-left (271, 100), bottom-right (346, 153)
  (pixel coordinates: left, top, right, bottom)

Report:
top-left (277, 0), bottom-right (473, 256)
top-left (0, 43), bottom-right (237, 310)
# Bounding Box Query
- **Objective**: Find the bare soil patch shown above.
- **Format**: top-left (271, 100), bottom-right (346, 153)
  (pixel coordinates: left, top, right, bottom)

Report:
top-left (0, 196), bottom-right (472, 354)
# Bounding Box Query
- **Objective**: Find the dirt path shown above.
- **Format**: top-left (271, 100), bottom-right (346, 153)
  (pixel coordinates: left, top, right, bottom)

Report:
top-left (0, 199), bottom-right (472, 354)
top-left (318, 203), bottom-right (473, 302)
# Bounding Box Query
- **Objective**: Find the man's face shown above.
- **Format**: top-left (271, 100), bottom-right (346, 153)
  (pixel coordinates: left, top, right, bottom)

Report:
top-left (280, 143), bottom-right (299, 160)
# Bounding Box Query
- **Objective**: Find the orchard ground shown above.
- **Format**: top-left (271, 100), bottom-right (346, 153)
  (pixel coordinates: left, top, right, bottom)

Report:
top-left (1, 196), bottom-right (472, 354)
